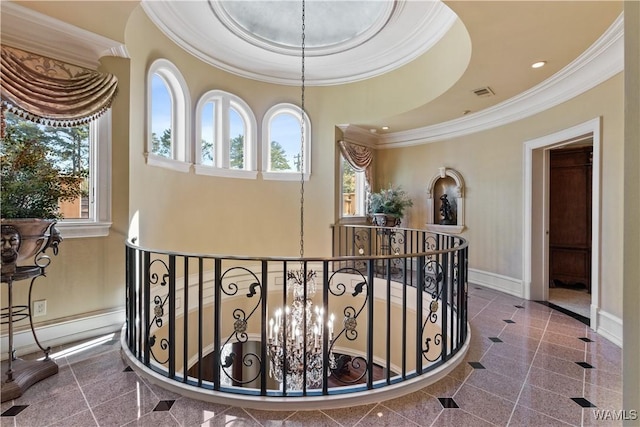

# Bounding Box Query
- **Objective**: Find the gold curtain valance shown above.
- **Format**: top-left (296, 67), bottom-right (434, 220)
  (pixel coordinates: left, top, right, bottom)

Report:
top-left (338, 140), bottom-right (373, 185)
top-left (0, 45), bottom-right (118, 127)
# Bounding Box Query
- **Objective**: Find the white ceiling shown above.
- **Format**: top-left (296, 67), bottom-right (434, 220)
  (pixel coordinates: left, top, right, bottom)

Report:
top-left (2, 0), bottom-right (624, 140)
top-left (141, 0), bottom-right (457, 86)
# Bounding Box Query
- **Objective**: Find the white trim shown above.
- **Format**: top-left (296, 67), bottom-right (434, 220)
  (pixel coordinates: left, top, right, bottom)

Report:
top-left (593, 308), bottom-right (623, 348)
top-left (0, 309), bottom-right (125, 361)
top-left (523, 118), bottom-right (601, 328)
top-left (194, 165), bottom-right (258, 180)
top-left (375, 13), bottom-right (623, 148)
top-left (147, 59), bottom-right (192, 166)
top-left (261, 104), bottom-right (311, 179)
top-left (57, 110), bottom-right (113, 238)
top-left (145, 153), bottom-right (192, 173)
top-left (194, 90), bottom-right (258, 173)
top-left (0, 2), bottom-right (129, 69)
top-left (56, 221), bottom-right (113, 238)
top-left (468, 269), bottom-right (524, 298)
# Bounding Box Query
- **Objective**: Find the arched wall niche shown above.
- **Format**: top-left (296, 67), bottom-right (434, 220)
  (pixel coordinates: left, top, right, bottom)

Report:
top-left (426, 167), bottom-right (465, 234)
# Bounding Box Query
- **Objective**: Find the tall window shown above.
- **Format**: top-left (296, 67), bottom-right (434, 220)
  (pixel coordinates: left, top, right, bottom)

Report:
top-left (341, 156), bottom-right (366, 216)
top-left (146, 59), bottom-right (190, 172)
top-left (195, 90), bottom-right (257, 179)
top-left (338, 140), bottom-right (372, 218)
top-left (2, 111), bottom-right (112, 237)
top-left (262, 103), bottom-right (311, 181)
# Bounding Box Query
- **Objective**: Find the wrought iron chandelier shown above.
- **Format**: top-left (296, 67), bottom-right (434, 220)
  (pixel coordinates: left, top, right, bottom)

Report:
top-left (266, 0), bottom-right (336, 391)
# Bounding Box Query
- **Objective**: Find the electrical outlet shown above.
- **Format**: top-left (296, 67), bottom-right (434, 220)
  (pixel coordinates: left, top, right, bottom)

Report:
top-left (33, 300), bottom-right (47, 317)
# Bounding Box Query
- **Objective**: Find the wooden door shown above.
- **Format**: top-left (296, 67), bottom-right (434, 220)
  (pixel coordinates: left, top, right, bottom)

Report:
top-left (549, 146), bottom-right (592, 292)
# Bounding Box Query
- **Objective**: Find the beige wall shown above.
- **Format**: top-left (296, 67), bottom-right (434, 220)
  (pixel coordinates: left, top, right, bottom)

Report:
top-left (124, 8), bottom-right (471, 258)
top-left (375, 74), bottom-right (624, 320)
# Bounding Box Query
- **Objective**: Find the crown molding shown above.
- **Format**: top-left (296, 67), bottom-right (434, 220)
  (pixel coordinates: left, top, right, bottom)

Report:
top-left (376, 12), bottom-right (624, 149)
top-left (0, 2), bottom-right (129, 69)
top-left (337, 124), bottom-right (379, 148)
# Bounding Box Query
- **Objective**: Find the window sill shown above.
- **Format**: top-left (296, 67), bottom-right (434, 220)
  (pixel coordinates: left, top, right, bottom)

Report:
top-left (194, 165), bottom-right (258, 179)
top-left (145, 154), bottom-right (191, 173)
top-left (56, 221), bottom-right (112, 238)
top-left (261, 171), bottom-right (310, 181)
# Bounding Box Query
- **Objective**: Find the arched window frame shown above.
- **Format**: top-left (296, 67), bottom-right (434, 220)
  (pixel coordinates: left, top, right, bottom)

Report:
top-left (146, 58), bottom-right (191, 173)
top-left (194, 90), bottom-right (257, 179)
top-left (261, 103), bottom-right (311, 181)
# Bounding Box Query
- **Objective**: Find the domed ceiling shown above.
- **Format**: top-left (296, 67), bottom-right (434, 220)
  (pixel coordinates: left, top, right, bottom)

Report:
top-left (2, 0), bottom-right (624, 137)
top-left (141, 0), bottom-right (457, 86)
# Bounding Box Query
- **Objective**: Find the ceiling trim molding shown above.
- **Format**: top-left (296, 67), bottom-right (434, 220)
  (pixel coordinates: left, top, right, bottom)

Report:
top-left (376, 12), bottom-right (624, 149)
top-left (141, 0), bottom-right (456, 86)
top-left (337, 124), bottom-right (379, 148)
top-left (0, 2), bottom-right (129, 69)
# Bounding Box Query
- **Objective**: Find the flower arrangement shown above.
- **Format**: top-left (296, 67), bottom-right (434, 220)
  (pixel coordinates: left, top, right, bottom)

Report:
top-left (368, 184), bottom-right (413, 219)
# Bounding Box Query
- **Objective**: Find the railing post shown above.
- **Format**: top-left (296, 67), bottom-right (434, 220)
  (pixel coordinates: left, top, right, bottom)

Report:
top-left (143, 251), bottom-right (150, 366)
top-left (416, 254), bottom-right (424, 374)
top-left (168, 255), bottom-right (176, 378)
top-left (214, 258), bottom-right (221, 391)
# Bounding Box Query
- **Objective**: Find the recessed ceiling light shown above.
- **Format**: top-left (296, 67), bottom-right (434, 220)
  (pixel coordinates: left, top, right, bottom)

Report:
top-left (369, 128), bottom-right (377, 134)
top-left (381, 126), bottom-right (389, 130)
top-left (531, 61), bottom-right (546, 69)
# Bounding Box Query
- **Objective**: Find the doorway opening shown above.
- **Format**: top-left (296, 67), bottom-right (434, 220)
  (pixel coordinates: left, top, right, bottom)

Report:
top-left (523, 118), bottom-right (601, 329)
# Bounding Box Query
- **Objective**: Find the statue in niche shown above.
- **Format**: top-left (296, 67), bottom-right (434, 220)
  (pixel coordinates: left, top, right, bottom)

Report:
top-left (439, 195), bottom-right (454, 225)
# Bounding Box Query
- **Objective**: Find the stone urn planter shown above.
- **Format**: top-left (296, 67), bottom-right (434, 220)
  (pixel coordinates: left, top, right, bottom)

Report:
top-left (1, 218), bottom-right (61, 275)
top-left (370, 213), bottom-right (401, 228)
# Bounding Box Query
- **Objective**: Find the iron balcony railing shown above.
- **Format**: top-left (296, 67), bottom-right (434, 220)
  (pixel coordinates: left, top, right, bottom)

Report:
top-left (124, 224), bottom-right (468, 401)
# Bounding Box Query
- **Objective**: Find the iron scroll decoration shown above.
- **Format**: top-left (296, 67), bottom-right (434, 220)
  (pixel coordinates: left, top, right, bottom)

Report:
top-left (218, 267), bottom-right (263, 386)
top-left (327, 267), bottom-right (370, 385)
top-left (147, 258), bottom-right (171, 365)
top-left (422, 235), bottom-right (445, 362)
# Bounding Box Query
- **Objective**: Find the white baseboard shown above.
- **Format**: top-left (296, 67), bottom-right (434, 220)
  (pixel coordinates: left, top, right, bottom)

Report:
top-left (593, 307), bottom-right (623, 348)
top-left (0, 309), bottom-right (125, 361)
top-left (468, 268), bottom-right (524, 298)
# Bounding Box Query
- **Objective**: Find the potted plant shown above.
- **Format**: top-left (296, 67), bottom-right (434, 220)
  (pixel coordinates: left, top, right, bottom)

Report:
top-left (368, 184), bottom-right (413, 227)
top-left (1, 126), bottom-right (82, 274)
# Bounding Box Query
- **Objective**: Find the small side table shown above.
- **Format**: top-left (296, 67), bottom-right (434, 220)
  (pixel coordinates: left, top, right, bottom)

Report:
top-left (1, 266), bottom-right (58, 402)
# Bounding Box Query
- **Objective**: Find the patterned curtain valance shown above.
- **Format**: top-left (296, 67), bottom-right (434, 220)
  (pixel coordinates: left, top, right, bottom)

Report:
top-left (338, 140), bottom-right (374, 185)
top-left (0, 45), bottom-right (118, 127)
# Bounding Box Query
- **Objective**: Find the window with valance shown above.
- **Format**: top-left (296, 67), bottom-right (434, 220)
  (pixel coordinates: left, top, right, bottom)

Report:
top-left (338, 140), bottom-right (373, 217)
top-left (0, 45), bottom-right (117, 237)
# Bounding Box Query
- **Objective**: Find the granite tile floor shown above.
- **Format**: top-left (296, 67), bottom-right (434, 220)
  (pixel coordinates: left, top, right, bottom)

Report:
top-left (1, 286), bottom-right (623, 426)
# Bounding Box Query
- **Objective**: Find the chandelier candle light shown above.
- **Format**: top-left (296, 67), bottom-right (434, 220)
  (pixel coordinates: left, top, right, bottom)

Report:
top-left (267, 270), bottom-right (336, 390)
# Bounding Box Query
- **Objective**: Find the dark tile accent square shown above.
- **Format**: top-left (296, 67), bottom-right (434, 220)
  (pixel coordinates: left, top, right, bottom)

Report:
top-left (123, 366), bottom-right (134, 372)
top-left (576, 362), bottom-right (594, 369)
top-left (489, 337), bottom-right (503, 343)
top-left (503, 319), bottom-right (516, 324)
top-left (579, 337), bottom-right (594, 342)
top-left (571, 397), bottom-right (596, 408)
top-left (514, 305), bottom-right (524, 308)
top-left (153, 400), bottom-right (175, 412)
top-left (438, 397), bottom-right (459, 408)
top-left (1, 405), bottom-right (29, 417)
top-left (468, 362), bottom-right (485, 369)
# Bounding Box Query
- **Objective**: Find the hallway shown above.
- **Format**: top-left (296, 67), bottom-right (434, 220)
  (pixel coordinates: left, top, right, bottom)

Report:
top-left (0, 286), bottom-right (622, 426)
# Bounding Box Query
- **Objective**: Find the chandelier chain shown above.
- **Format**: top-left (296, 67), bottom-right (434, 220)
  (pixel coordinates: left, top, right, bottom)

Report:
top-left (299, 0), bottom-right (306, 260)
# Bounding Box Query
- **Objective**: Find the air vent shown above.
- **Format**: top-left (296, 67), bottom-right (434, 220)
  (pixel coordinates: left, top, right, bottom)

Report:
top-left (472, 86), bottom-right (494, 97)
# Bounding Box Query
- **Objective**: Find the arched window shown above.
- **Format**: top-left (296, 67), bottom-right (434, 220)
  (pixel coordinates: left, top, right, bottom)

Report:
top-left (146, 59), bottom-right (190, 172)
top-left (195, 90), bottom-right (257, 179)
top-left (262, 103), bottom-right (311, 181)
